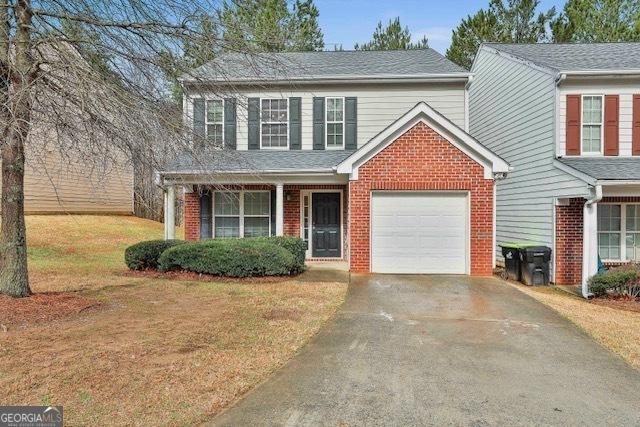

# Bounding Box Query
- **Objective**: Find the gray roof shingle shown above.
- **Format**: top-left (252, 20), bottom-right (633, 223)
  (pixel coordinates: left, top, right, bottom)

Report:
top-left (487, 42), bottom-right (640, 72)
top-left (184, 49), bottom-right (468, 82)
top-left (164, 149), bottom-right (355, 173)
top-left (558, 157), bottom-right (640, 181)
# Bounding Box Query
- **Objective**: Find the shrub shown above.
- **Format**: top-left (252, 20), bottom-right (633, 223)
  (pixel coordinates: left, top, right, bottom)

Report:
top-left (157, 239), bottom-right (300, 277)
top-left (588, 264), bottom-right (640, 297)
top-left (248, 236), bottom-right (306, 269)
top-left (125, 239), bottom-right (186, 270)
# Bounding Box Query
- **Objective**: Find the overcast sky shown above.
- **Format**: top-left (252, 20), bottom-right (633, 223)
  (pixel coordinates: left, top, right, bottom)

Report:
top-left (316, 0), bottom-right (566, 53)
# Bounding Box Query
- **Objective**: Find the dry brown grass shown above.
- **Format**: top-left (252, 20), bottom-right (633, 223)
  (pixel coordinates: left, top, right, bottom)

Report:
top-left (510, 284), bottom-right (640, 370)
top-left (0, 215), bottom-right (348, 425)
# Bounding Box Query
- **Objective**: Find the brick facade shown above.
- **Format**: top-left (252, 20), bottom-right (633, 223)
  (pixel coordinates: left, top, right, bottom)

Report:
top-left (348, 121), bottom-right (495, 275)
top-left (184, 191), bottom-right (200, 241)
top-left (555, 198), bottom-right (584, 285)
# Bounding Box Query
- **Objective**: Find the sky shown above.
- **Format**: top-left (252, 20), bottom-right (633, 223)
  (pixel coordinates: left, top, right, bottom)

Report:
top-left (316, 0), bottom-right (566, 54)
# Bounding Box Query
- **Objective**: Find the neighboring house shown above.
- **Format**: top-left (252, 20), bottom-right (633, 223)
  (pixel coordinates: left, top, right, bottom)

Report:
top-left (469, 42), bottom-right (640, 295)
top-left (0, 129), bottom-right (134, 215)
top-left (158, 50), bottom-right (509, 275)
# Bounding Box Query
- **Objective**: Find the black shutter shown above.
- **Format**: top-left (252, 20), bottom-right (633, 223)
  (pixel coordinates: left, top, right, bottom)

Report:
top-left (270, 190), bottom-right (276, 236)
top-left (313, 97), bottom-right (325, 150)
top-left (193, 98), bottom-right (205, 149)
top-left (200, 191), bottom-right (212, 239)
top-left (289, 97), bottom-right (302, 150)
top-left (224, 98), bottom-right (236, 150)
top-left (345, 97), bottom-right (357, 150)
top-left (248, 98), bottom-right (260, 150)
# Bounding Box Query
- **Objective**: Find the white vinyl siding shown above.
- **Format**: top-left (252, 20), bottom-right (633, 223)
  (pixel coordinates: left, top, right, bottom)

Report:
top-left (469, 48), bottom-right (590, 266)
top-left (187, 82), bottom-right (466, 150)
top-left (558, 78), bottom-right (640, 156)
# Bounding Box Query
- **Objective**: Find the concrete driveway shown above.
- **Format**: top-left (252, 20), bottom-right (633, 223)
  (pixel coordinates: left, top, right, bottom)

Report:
top-left (211, 275), bottom-right (640, 426)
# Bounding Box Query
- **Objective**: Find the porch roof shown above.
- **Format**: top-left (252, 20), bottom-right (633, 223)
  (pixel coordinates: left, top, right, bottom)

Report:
top-left (558, 157), bottom-right (640, 181)
top-left (163, 149), bottom-right (355, 174)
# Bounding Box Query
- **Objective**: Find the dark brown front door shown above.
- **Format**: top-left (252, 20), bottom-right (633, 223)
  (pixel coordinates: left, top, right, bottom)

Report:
top-left (312, 192), bottom-right (341, 258)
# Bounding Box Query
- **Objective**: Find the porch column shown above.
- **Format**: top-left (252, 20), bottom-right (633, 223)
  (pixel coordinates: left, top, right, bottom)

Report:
top-left (582, 201), bottom-right (598, 294)
top-left (165, 185), bottom-right (176, 240)
top-left (275, 183), bottom-right (284, 236)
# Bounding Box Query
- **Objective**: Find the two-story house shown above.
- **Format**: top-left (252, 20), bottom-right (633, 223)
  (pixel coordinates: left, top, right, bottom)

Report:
top-left (158, 49), bottom-right (509, 275)
top-left (470, 42), bottom-right (640, 296)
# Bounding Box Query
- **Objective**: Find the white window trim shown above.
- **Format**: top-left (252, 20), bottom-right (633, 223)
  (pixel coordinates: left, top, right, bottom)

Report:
top-left (259, 98), bottom-right (289, 150)
top-left (325, 96), bottom-right (345, 150)
top-left (598, 202), bottom-right (640, 262)
top-left (580, 94), bottom-right (604, 156)
top-left (212, 190), bottom-right (271, 238)
top-left (205, 98), bottom-right (224, 145)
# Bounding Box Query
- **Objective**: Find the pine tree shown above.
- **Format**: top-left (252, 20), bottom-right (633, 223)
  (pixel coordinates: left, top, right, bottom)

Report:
top-left (355, 17), bottom-right (428, 50)
top-left (551, 0), bottom-right (640, 42)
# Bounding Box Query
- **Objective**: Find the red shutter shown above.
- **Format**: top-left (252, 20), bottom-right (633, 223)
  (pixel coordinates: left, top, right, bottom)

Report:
top-left (633, 95), bottom-right (640, 156)
top-left (604, 95), bottom-right (619, 156)
top-left (566, 95), bottom-right (581, 155)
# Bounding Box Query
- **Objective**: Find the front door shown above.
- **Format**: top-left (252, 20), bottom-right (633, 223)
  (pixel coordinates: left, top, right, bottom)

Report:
top-left (312, 192), bottom-right (341, 258)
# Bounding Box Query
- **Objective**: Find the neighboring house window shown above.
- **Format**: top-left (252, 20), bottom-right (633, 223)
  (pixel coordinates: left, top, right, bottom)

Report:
top-left (206, 100), bottom-right (224, 146)
top-left (326, 97), bottom-right (344, 149)
top-left (597, 204), bottom-right (640, 261)
top-left (582, 95), bottom-right (603, 154)
top-left (261, 99), bottom-right (288, 148)
top-left (213, 191), bottom-right (271, 238)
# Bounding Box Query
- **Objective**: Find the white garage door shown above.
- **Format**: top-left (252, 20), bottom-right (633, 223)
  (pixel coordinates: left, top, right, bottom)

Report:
top-left (371, 192), bottom-right (468, 274)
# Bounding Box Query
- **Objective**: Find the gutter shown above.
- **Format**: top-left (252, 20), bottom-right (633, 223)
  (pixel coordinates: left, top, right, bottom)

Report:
top-left (561, 69), bottom-right (640, 77)
top-left (582, 184), bottom-right (602, 298)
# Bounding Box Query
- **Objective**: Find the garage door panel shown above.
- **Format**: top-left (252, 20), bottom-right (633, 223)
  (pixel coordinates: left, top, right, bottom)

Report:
top-left (371, 192), bottom-right (468, 274)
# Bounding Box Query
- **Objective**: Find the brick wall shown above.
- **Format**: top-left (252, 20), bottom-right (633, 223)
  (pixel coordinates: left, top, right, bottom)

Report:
top-left (348, 121), bottom-right (495, 275)
top-left (184, 191), bottom-right (200, 241)
top-left (555, 198), bottom-right (584, 285)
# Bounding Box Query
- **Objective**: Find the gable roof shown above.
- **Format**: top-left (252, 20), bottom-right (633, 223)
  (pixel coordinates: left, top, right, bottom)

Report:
top-left (183, 49), bottom-right (469, 84)
top-left (163, 149), bottom-right (355, 174)
top-left (486, 42), bottom-right (640, 74)
top-left (558, 157), bottom-right (640, 181)
top-left (337, 102), bottom-right (511, 180)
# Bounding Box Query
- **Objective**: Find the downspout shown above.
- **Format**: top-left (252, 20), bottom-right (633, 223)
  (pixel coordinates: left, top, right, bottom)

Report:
top-left (464, 75), bottom-right (474, 133)
top-left (582, 184), bottom-right (602, 298)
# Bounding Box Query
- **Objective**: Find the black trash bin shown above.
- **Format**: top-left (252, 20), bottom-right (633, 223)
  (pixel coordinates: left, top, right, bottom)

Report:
top-left (501, 243), bottom-right (527, 281)
top-left (519, 246), bottom-right (552, 286)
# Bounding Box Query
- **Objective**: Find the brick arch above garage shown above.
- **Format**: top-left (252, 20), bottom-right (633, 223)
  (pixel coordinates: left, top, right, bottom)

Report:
top-left (348, 121), bottom-right (495, 275)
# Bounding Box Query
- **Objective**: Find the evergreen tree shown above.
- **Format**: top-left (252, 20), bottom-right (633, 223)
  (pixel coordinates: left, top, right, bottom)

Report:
top-left (289, 0), bottom-right (324, 51)
top-left (446, 0), bottom-right (555, 69)
top-left (551, 0), bottom-right (640, 42)
top-left (355, 17), bottom-right (428, 50)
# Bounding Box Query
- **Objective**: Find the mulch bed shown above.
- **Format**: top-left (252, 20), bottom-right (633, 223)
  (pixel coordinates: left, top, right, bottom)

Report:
top-left (122, 269), bottom-right (302, 284)
top-left (591, 296), bottom-right (640, 314)
top-left (0, 292), bottom-right (100, 327)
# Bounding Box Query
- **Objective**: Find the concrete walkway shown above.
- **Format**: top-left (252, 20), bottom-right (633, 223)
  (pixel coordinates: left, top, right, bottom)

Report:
top-left (211, 275), bottom-right (640, 426)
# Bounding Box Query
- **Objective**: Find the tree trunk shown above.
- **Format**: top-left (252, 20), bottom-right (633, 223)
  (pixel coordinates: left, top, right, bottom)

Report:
top-left (0, 0), bottom-right (32, 297)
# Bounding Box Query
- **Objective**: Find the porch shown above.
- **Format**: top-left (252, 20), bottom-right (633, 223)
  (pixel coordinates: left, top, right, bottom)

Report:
top-left (164, 183), bottom-right (349, 261)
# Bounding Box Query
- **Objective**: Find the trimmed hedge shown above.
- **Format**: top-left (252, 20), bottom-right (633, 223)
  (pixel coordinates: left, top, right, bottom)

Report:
top-left (588, 264), bottom-right (640, 297)
top-left (248, 236), bottom-right (306, 268)
top-left (125, 239), bottom-right (186, 270)
top-left (157, 239), bottom-right (301, 277)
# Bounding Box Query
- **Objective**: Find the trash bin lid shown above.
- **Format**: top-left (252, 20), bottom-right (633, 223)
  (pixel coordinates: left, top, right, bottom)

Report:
top-left (501, 242), bottom-right (541, 249)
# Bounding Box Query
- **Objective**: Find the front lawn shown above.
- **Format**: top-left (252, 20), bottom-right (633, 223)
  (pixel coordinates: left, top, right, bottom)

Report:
top-left (510, 284), bottom-right (640, 370)
top-left (0, 216), bottom-right (347, 425)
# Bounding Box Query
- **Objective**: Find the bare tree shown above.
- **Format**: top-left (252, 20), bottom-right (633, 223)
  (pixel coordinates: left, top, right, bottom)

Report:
top-left (0, 0), bottom-right (231, 297)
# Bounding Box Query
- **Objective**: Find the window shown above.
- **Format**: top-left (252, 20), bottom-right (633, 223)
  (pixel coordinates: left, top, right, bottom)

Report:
top-left (214, 192), bottom-right (240, 238)
top-left (261, 99), bottom-right (288, 148)
top-left (326, 97), bottom-right (344, 149)
top-left (598, 204), bottom-right (621, 260)
top-left (582, 95), bottom-right (603, 154)
top-left (243, 192), bottom-right (270, 237)
top-left (206, 100), bottom-right (224, 146)
top-left (626, 205), bottom-right (640, 262)
top-left (213, 191), bottom-right (271, 238)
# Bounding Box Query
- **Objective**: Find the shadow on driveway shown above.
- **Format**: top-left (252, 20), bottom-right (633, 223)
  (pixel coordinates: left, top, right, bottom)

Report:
top-left (210, 274), bottom-right (640, 426)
